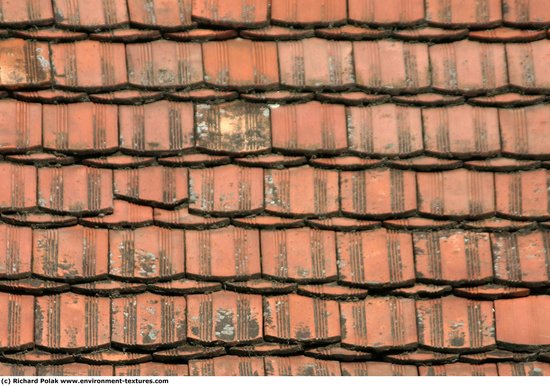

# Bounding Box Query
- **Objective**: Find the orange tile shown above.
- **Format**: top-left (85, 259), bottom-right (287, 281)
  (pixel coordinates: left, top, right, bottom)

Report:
top-left (242, 26), bottom-right (315, 40)
top-left (0, 0), bottom-right (53, 26)
top-left (79, 200), bottom-right (154, 228)
top-left (469, 27), bottom-right (546, 42)
top-left (187, 291), bottom-right (263, 345)
top-left (192, 0), bottom-right (269, 27)
top-left (426, 0), bottom-right (502, 27)
top-left (419, 363), bottom-right (498, 376)
top-left (503, 0), bottom-right (550, 27)
top-left (498, 362), bottom-right (550, 376)
top-left (348, 0), bottom-right (425, 25)
top-left (128, 0), bottom-right (194, 29)
top-left (453, 284), bottom-right (530, 300)
top-left (0, 224), bottom-right (32, 279)
top-left (298, 283), bottom-right (368, 299)
top-left (0, 100), bottom-right (42, 153)
top-left (271, 0), bottom-right (347, 26)
top-left (11, 28), bottom-right (86, 41)
top-left (495, 170), bottom-right (550, 219)
top-left (499, 105), bottom-right (550, 159)
top-left (341, 362), bottom-right (418, 376)
top-left (0, 39), bottom-right (51, 89)
top-left (53, 0), bottom-right (128, 29)
top-left (265, 356), bottom-right (341, 376)
top-left (148, 279), bottom-right (222, 295)
top-left (507, 41), bottom-right (550, 92)
top-left (90, 29), bottom-right (162, 43)
top-left (153, 207), bottom-right (230, 229)
top-left (0, 363), bottom-right (36, 376)
top-left (37, 364), bottom-right (113, 376)
top-left (189, 356), bottom-right (265, 376)
top-left (0, 163), bottom-right (37, 211)
top-left (0, 293), bottom-right (34, 351)
top-left (153, 346), bottom-right (225, 361)
top-left (115, 363), bottom-right (188, 376)
top-left (393, 27), bottom-right (468, 41)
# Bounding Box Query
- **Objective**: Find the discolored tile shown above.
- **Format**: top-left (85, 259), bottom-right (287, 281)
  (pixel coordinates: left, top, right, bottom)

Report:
top-left (337, 228), bottom-right (415, 288)
top-left (347, 104), bottom-right (423, 157)
top-left (341, 296), bottom-right (417, 351)
top-left (79, 200), bottom-right (153, 228)
top-left (71, 281), bottom-right (147, 297)
top-left (491, 231), bottom-right (550, 287)
top-left (316, 91), bottom-right (390, 105)
top-left (51, 41), bottom-right (127, 91)
top-left (271, 0), bottom-right (347, 26)
top-left (203, 39), bottom-right (278, 89)
top-left (43, 103), bottom-right (118, 154)
top-left (185, 226), bottom-right (260, 280)
top-left (0, 363), bottom-right (35, 376)
top-left (167, 88), bottom-right (238, 102)
top-left (265, 356), bottom-right (341, 376)
top-left (189, 356), bottom-right (265, 376)
top-left (0, 278), bottom-right (69, 295)
top-left (469, 27), bottom-right (546, 43)
top-left (463, 217), bottom-right (535, 231)
top-left (241, 90), bottom-right (314, 103)
top-left (389, 283), bottom-right (453, 297)
top-left (348, 0), bottom-right (425, 25)
top-left (0, 224), bottom-right (32, 279)
top-left (119, 100), bottom-right (194, 155)
top-left (1, 213), bottom-right (76, 229)
top-left (128, 0), bottom-right (193, 30)
top-left (0, 39), bottom-right (51, 89)
top-left (224, 279), bottom-right (297, 294)
top-left (426, 0), bottom-right (502, 27)
top-left (340, 168), bottom-right (417, 218)
top-left (386, 349), bottom-right (458, 365)
top-left (88, 90), bottom-right (162, 104)
top-left (419, 363), bottom-right (498, 376)
top-left (33, 225), bottom-right (108, 282)
top-left (497, 362), bottom-right (550, 376)
top-left (499, 105), bottom-right (550, 159)
top-left (389, 157), bottom-right (462, 171)
top-left (495, 170), bottom-right (550, 219)
top-left (115, 362), bottom-right (188, 376)
top-left (53, 0), bottom-right (129, 30)
top-left (35, 293), bottom-right (110, 352)
top-left (164, 28), bottom-right (237, 41)
top-left (416, 296), bottom-right (496, 352)
top-left (192, 0), bottom-right (268, 27)
top-left (242, 26), bottom-right (315, 40)
top-left (37, 364), bottom-right (113, 376)
top-left (354, 41), bottom-right (430, 92)
top-left (0, 0), bottom-right (53, 27)
top-left (189, 165), bottom-right (264, 215)
top-left (109, 227), bottom-right (184, 282)
top-left (0, 293), bottom-right (34, 350)
top-left (429, 40), bottom-right (507, 95)
top-left (265, 166), bottom-right (339, 217)
top-left (0, 163), bottom-right (37, 211)
top-left (158, 153), bottom-right (230, 168)
top-left (393, 27), bottom-right (468, 42)
top-left (154, 207), bottom-right (230, 229)
top-left (271, 101), bottom-right (347, 154)
top-left (111, 293), bottom-right (186, 349)
top-left (187, 291), bottom-right (262, 345)
top-left (6, 153), bottom-right (74, 167)
top-left (195, 101), bottom-right (271, 154)
top-left (234, 154), bottom-right (307, 169)
top-left (114, 166), bottom-right (188, 207)
top-left (341, 362), bottom-right (418, 376)
top-left (126, 40), bottom-right (203, 88)
top-left (38, 165), bottom-right (113, 215)
top-left (148, 279), bottom-right (221, 295)
top-left (260, 228), bottom-right (337, 282)
top-left (0, 100), bottom-right (42, 153)
top-left (278, 39), bottom-right (354, 89)
top-left (506, 41), bottom-right (550, 92)
top-left (228, 342), bottom-right (302, 356)
top-left (263, 293), bottom-right (340, 343)
top-left (413, 230), bottom-right (493, 285)
top-left (78, 350), bottom-right (151, 365)
top-left (384, 217), bottom-right (456, 230)
top-left (417, 169), bottom-right (495, 219)
top-left (503, 0), bottom-right (550, 26)
top-left (422, 105), bottom-right (500, 158)
top-left (392, 93), bottom-right (464, 106)
top-left (153, 345), bottom-right (225, 361)
top-left (454, 284), bottom-right (530, 300)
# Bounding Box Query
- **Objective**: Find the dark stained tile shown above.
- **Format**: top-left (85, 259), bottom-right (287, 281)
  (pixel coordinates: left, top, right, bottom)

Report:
top-left (0, 293), bottom-right (34, 350)
top-left (305, 345), bottom-right (372, 361)
top-left (340, 168), bottom-right (417, 218)
top-left (119, 100), bottom-right (194, 155)
top-left (88, 90), bottom-right (162, 104)
top-left (278, 38), bottom-right (354, 89)
top-left (6, 153), bottom-right (75, 167)
top-left (0, 363), bottom-right (35, 376)
top-left (416, 296), bottom-right (496, 352)
top-left (422, 105), bottom-right (500, 158)
top-left (35, 293), bottom-right (110, 352)
top-left (0, 100), bottom-right (42, 153)
top-left (0, 39), bottom-right (51, 89)
top-left (265, 356), bottom-right (341, 376)
top-left (128, 0), bottom-right (193, 30)
top-left (115, 362), bottom-right (188, 376)
top-left (33, 225), bottom-right (108, 282)
top-left (52, 0), bottom-right (129, 30)
top-left (503, 0), bottom-right (550, 26)
top-left (469, 27), bottom-right (546, 43)
top-left (189, 165), bottom-right (264, 215)
top-left (38, 165), bottom-right (113, 215)
top-left (337, 228), bottom-right (415, 288)
top-left (37, 364), bottom-right (113, 376)
top-left (241, 90), bottom-right (314, 103)
top-left (466, 158), bottom-right (540, 172)
top-left (83, 154), bottom-right (155, 169)
top-left (79, 200), bottom-right (153, 228)
top-left (11, 28), bottom-right (87, 42)
top-left (90, 29), bottom-right (162, 43)
top-left (2, 349), bottom-right (73, 365)
top-left (271, 101), bottom-right (347, 154)
top-left (465, 217), bottom-right (535, 231)
top-left (263, 293), bottom-right (340, 343)
top-left (413, 230), bottom-right (493, 285)
top-left (498, 362), bottom-right (550, 376)
top-left (189, 356), bottom-right (265, 376)
top-left (393, 27), bottom-right (468, 42)
top-left (506, 41), bottom-right (550, 92)
top-left (158, 153), bottom-right (230, 168)
top-left (495, 170), bottom-right (550, 219)
top-left (71, 280), bottom-right (147, 297)
top-left (260, 228), bottom-right (337, 282)
top-left (348, 0), bottom-right (425, 25)
top-left (228, 342), bottom-right (302, 356)
top-left (203, 39), bottom-right (278, 89)
top-left (499, 105), bottom-right (550, 159)
top-left (78, 350), bottom-right (151, 365)
top-left (192, 0), bottom-right (269, 27)
top-left (13, 89), bottom-right (87, 103)
top-left (109, 227), bottom-right (185, 282)
top-left (241, 26), bottom-right (315, 40)
top-left (185, 226), bottom-right (260, 280)
top-left (491, 231), bottom-right (550, 287)
top-left (111, 293), bottom-right (186, 349)
top-left (147, 279), bottom-right (222, 295)
top-left (419, 363), bottom-right (498, 376)
top-left (234, 154), bottom-right (307, 169)
top-left (0, 278), bottom-right (69, 295)
top-left (341, 362), bottom-right (418, 376)
top-left (425, 0), bottom-right (502, 27)
top-left (43, 103), bottom-right (118, 154)
top-left (347, 104), bottom-right (423, 157)
top-left (0, 224), bottom-right (32, 279)
top-left (167, 88), bottom-right (238, 102)
top-left (0, 163), bottom-right (37, 211)
top-left (389, 283), bottom-right (453, 297)
top-left (126, 41), bottom-right (203, 88)
top-left (429, 41), bottom-right (508, 95)
top-left (154, 207), bottom-right (230, 229)
top-left (340, 296), bottom-right (417, 351)
top-left (51, 41), bottom-right (127, 91)
top-left (114, 166), bottom-right (188, 207)
top-left (195, 101), bottom-right (271, 154)
top-left (224, 279), bottom-right (297, 295)
top-left (187, 291), bottom-right (262, 345)
top-left (153, 345), bottom-right (225, 361)
top-left (265, 166), bottom-right (339, 217)
top-left (417, 169), bottom-right (495, 219)
top-left (469, 93), bottom-right (544, 107)
top-left (231, 215), bottom-right (304, 229)
top-left (354, 41), bottom-right (430, 92)
top-left (271, 0), bottom-right (347, 26)
top-left (454, 284), bottom-right (530, 300)
top-left (0, 0), bottom-right (53, 27)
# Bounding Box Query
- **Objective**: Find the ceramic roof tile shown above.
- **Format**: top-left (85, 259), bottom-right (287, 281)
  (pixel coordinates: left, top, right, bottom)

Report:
top-left (10, 28), bottom-right (87, 42)
top-left (128, 0), bottom-right (194, 30)
top-left (453, 284), bottom-right (530, 300)
top-left (192, 0), bottom-right (268, 27)
top-left (270, 0), bottom-right (347, 26)
top-left (90, 29), bottom-right (162, 43)
top-left (506, 41), bottom-right (550, 92)
top-left (0, 293), bottom-right (34, 350)
top-left (348, 0), bottom-right (425, 25)
top-left (340, 362), bottom-right (418, 376)
top-left (271, 101), bottom-right (347, 154)
top-left (392, 27), bottom-right (468, 42)
top-left (79, 200), bottom-right (153, 228)
top-left (153, 206), bottom-right (230, 229)
top-left (164, 28), bottom-right (237, 41)
top-left (0, 163), bottom-right (37, 211)
top-left (225, 279), bottom-right (297, 294)
top-left (0, 0), bottom-right (54, 27)
top-left (469, 92), bottom-right (544, 107)
top-left (152, 345), bottom-right (225, 361)
top-left (0, 224), bottom-right (32, 278)
top-left (425, 0), bottom-right (502, 27)
top-left (495, 170), bottom-right (550, 219)
top-left (499, 105), bottom-right (550, 159)
top-left (37, 364), bottom-right (113, 376)
top-left (88, 90), bottom-right (162, 104)
top-left (297, 283), bottom-right (369, 300)
top-left (418, 363), bottom-right (498, 376)
top-left (241, 26), bottom-right (315, 40)
top-left (232, 215), bottom-right (304, 229)
top-left (336, 228), bottom-right (415, 288)
top-left (503, 0), bottom-right (550, 26)
top-left (0, 39), bottom-right (51, 89)
top-left (264, 356), bottom-right (341, 376)
top-left (148, 278), bottom-right (222, 295)
top-left (109, 227), bottom-right (185, 281)
top-left (497, 362), bottom-right (550, 376)
top-left (52, 0), bottom-right (129, 30)
top-left (0, 278), bottom-right (69, 295)
top-left (340, 296), bottom-right (417, 351)
top-left (264, 166), bottom-right (339, 217)
top-left (72, 280), bottom-right (147, 296)
top-left (0, 364), bottom-right (36, 376)
top-left (305, 345), bottom-right (372, 361)
top-left (354, 41), bottom-right (430, 92)
top-left (260, 228), bottom-right (337, 282)
top-left (0, 100), bottom-right (42, 153)
top-left (278, 38), bottom-right (354, 89)
top-left (468, 27), bottom-right (546, 43)
top-left (228, 342), bottom-right (302, 356)
top-left (115, 363), bottom-right (189, 376)
top-left (189, 356), bottom-right (265, 376)
top-left (385, 349), bottom-right (458, 364)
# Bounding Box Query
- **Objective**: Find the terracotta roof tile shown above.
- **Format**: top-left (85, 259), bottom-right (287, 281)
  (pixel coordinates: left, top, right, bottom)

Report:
top-left (0, 278), bottom-right (69, 295)
top-left (0, 224), bottom-right (32, 278)
top-left (0, 363), bottom-right (36, 376)
top-left (419, 363), bottom-right (498, 376)
top-left (231, 215), bottom-right (304, 229)
top-left (152, 345), bottom-right (225, 361)
top-left (453, 284), bottom-right (530, 300)
top-left (90, 29), bottom-right (162, 43)
top-left (348, 0), bottom-right (425, 25)
top-left (309, 156), bottom-right (383, 171)
top-left (306, 217), bottom-right (379, 231)
top-left (0, 163), bottom-right (37, 211)
top-left (88, 90), bottom-right (162, 104)
top-left (0, 39), bottom-right (51, 89)
top-left (225, 279), bottom-right (297, 294)
top-left (147, 278), bottom-right (222, 295)
top-left (391, 93), bottom-right (464, 106)
top-left (53, 0), bottom-right (129, 30)
top-left (499, 105), bottom-right (550, 159)
top-left (468, 27), bottom-right (546, 43)
top-left (385, 349), bottom-right (458, 365)
top-left (469, 92), bottom-right (544, 107)
top-left (270, 0), bottom-right (347, 26)
top-left (115, 363), bottom-right (189, 376)
top-left (1, 213), bottom-right (77, 228)
top-left (128, 0), bottom-right (193, 30)
top-left (241, 26), bottom-right (315, 40)
top-left (71, 280), bottom-right (146, 296)
top-left (341, 361), bottom-right (418, 376)
top-left (79, 200), bottom-right (153, 228)
top-left (506, 41), bottom-right (550, 92)
top-left (389, 283), bottom-right (453, 297)
top-left (83, 154), bottom-right (155, 169)
top-left (503, 0), bottom-right (550, 27)
top-left (189, 355), bottom-right (265, 376)
top-left (14, 89), bottom-right (87, 103)
top-left (158, 153), bottom-right (230, 167)
top-left (461, 349), bottom-right (536, 364)
top-left (234, 154), bottom-right (307, 168)
top-left (10, 28), bottom-right (87, 42)
top-left (228, 342), bottom-right (302, 356)
top-left (497, 362), bottom-right (550, 376)
top-left (77, 350), bottom-right (150, 365)
top-left (264, 356), bottom-right (341, 376)
top-left (0, 100), bottom-right (42, 153)
top-left (0, 0), bottom-right (54, 27)
top-left (192, 0), bottom-right (268, 27)
top-left (0, 293), bottom-right (34, 350)
top-left (306, 345), bottom-right (372, 361)
top-left (315, 25), bottom-right (390, 40)
top-left (297, 283), bottom-right (369, 300)
top-left (316, 91), bottom-right (390, 105)
top-left (388, 156), bottom-right (462, 171)
top-left (153, 206), bottom-right (230, 229)
top-left (37, 364), bottom-right (113, 376)
top-left (164, 28), bottom-right (237, 41)
top-left (495, 170), bottom-right (550, 219)
top-left (425, 0), bottom-right (502, 27)
top-left (466, 158), bottom-right (540, 172)
top-left (392, 27), bottom-right (468, 42)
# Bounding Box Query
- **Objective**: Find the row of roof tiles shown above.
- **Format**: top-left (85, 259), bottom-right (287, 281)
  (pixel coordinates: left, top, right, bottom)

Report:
top-left (1, 0), bottom-right (550, 29)
top-left (6, 38), bottom-right (550, 94)
top-left (2, 223), bottom-right (550, 285)
top-left (0, 292), bottom-right (548, 352)
top-left (1, 163), bottom-right (550, 219)
top-left (2, 358), bottom-right (550, 376)
top-left (1, 99), bottom-right (550, 158)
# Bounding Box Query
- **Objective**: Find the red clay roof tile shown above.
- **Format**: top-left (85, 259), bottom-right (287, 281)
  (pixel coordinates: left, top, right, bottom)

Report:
top-left (0, 0), bottom-right (54, 27)
top-left (309, 156), bottom-right (382, 170)
top-left (503, 0), bottom-right (550, 27)
top-left (152, 345), bottom-right (225, 361)
top-left (153, 206), bottom-right (230, 229)
top-left (425, 0), bottom-right (502, 27)
top-left (147, 278), bottom-right (222, 295)
top-left (506, 41), bottom-right (550, 92)
top-left (83, 154), bottom-right (155, 169)
top-left (11, 28), bottom-right (87, 42)
top-left (0, 163), bottom-right (37, 211)
top-left (465, 158), bottom-right (540, 172)
top-left (128, 0), bottom-right (194, 30)
top-left (0, 100), bottom-right (42, 153)
top-left (228, 342), bottom-right (302, 356)
top-left (307, 217), bottom-right (379, 231)
top-left (461, 349), bottom-right (536, 364)
top-left (37, 364), bottom-right (113, 376)
top-left (497, 362), bottom-right (550, 376)
top-left (341, 361), bottom-right (418, 376)
top-left (115, 363), bottom-right (189, 376)
top-left (14, 89), bottom-right (87, 103)
top-left (271, 0), bottom-right (347, 26)
top-left (315, 25), bottom-right (391, 40)
top-left (297, 283), bottom-right (369, 300)
top-left (0, 278), bottom-right (69, 295)
top-left (264, 356), bottom-right (341, 376)
top-left (78, 350), bottom-right (151, 365)
top-left (225, 279), bottom-right (297, 294)
top-left (71, 280), bottom-right (146, 296)
top-left (164, 28), bottom-right (237, 41)
top-left (53, 0), bottom-right (129, 30)
top-left (189, 355), bottom-right (265, 376)
top-left (419, 363), bottom-right (498, 376)
top-left (89, 29), bottom-right (162, 43)
top-left (499, 105), bottom-right (550, 159)
top-left (231, 215), bottom-right (304, 229)
top-left (495, 170), bottom-right (550, 219)
top-left (0, 293), bottom-right (34, 351)
top-left (348, 0), bottom-right (424, 25)
top-left (0, 39), bottom-right (51, 89)
top-left (79, 200), bottom-right (153, 228)
top-left (0, 224), bottom-right (32, 279)
top-left (234, 154), bottom-right (307, 168)
top-left (385, 349), bottom-right (458, 365)
top-left (88, 90), bottom-right (162, 104)
top-left (392, 27), bottom-right (468, 42)
top-left (306, 345), bottom-right (372, 361)
top-left (469, 27), bottom-right (546, 42)
top-left (158, 153), bottom-right (231, 167)
top-left (192, 0), bottom-right (268, 27)
top-left (390, 283), bottom-right (453, 297)
top-left (0, 363), bottom-right (36, 376)
top-left (453, 284), bottom-right (530, 300)
top-left (469, 92), bottom-right (544, 107)
top-left (316, 91), bottom-right (390, 105)
top-left (241, 26), bottom-right (315, 40)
